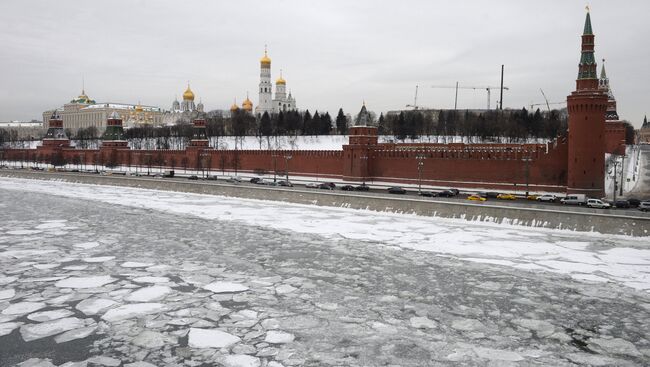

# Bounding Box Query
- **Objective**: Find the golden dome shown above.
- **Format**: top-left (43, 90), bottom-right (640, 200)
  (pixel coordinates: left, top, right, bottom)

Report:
top-left (242, 97), bottom-right (253, 111)
top-left (230, 99), bottom-right (239, 112)
top-left (260, 46), bottom-right (271, 66)
top-left (183, 84), bottom-right (195, 101)
top-left (135, 103), bottom-right (144, 112)
top-left (276, 77), bottom-right (286, 85)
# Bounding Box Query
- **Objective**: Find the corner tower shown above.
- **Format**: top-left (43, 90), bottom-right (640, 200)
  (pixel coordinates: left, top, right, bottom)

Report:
top-left (566, 9), bottom-right (608, 197)
top-left (255, 46), bottom-right (273, 115)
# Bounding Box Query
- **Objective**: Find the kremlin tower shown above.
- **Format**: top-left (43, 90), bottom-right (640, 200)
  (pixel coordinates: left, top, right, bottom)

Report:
top-left (566, 9), bottom-right (609, 197)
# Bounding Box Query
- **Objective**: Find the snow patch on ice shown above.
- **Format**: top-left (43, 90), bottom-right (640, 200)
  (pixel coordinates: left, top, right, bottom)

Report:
top-left (188, 327), bottom-right (241, 348)
top-left (101, 303), bottom-right (167, 322)
top-left (203, 281), bottom-right (249, 293)
top-left (55, 275), bottom-right (117, 288)
top-left (124, 285), bottom-right (172, 302)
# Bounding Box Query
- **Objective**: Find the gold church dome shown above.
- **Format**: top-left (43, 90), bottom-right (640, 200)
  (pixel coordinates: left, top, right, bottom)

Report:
top-left (183, 85), bottom-right (195, 101)
top-left (230, 100), bottom-right (239, 112)
top-left (260, 47), bottom-right (271, 66)
top-left (276, 77), bottom-right (286, 85)
top-left (135, 104), bottom-right (144, 112)
top-left (242, 97), bottom-right (253, 111)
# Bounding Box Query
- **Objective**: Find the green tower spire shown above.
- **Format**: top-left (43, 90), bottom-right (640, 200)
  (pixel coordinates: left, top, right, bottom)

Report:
top-left (583, 10), bottom-right (593, 35)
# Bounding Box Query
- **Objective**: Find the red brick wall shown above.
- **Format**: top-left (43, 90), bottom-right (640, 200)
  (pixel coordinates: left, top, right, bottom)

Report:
top-left (604, 121), bottom-right (626, 155)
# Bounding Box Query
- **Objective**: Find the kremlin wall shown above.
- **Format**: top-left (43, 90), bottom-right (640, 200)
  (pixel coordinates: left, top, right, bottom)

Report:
top-left (0, 12), bottom-right (626, 197)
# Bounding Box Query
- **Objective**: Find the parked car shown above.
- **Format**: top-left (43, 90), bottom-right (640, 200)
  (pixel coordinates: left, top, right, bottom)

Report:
top-left (437, 190), bottom-right (456, 197)
top-left (526, 195), bottom-right (538, 201)
top-left (477, 192), bottom-right (489, 199)
top-left (188, 175), bottom-right (199, 180)
top-left (340, 185), bottom-right (355, 191)
top-left (614, 200), bottom-right (630, 209)
top-left (419, 191), bottom-right (437, 197)
top-left (586, 198), bottom-right (611, 209)
top-left (627, 198), bottom-right (641, 208)
top-left (318, 183), bottom-right (334, 190)
top-left (449, 189), bottom-right (460, 196)
top-left (387, 187), bottom-right (406, 194)
top-left (322, 182), bottom-right (336, 189)
top-left (561, 194), bottom-right (587, 206)
top-left (250, 177), bottom-right (262, 184)
top-left (537, 194), bottom-right (557, 203)
top-left (226, 176), bottom-right (242, 183)
top-left (163, 170), bottom-right (175, 178)
top-left (485, 192), bottom-right (500, 199)
top-left (355, 184), bottom-right (370, 191)
top-left (638, 201), bottom-right (650, 212)
top-left (206, 175), bottom-right (218, 181)
top-left (467, 194), bottom-right (487, 202)
top-left (497, 193), bottom-right (517, 200)
top-left (278, 180), bottom-right (293, 187)
top-left (305, 182), bottom-right (319, 188)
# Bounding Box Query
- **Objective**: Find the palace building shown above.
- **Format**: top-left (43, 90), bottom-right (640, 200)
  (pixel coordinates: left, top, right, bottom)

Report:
top-left (42, 89), bottom-right (164, 132)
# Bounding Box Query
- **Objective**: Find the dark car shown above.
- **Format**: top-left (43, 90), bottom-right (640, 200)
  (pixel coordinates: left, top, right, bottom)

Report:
top-left (614, 200), bottom-right (630, 209)
top-left (250, 177), bottom-right (262, 184)
top-left (437, 190), bottom-right (456, 197)
top-left (627, 198), bottom-right (641, 208)
top-left (419, 191), bottom-right (437, 197)
top-left (278, 180), bottom-right (293, 187)
top-left (388, 187), bottom-right (407, 194)
top-left (340, 185), bottom-right (355, 191)
top-left (206, 175), bottom-right (218, 181)
top-left (355, 184), bottom-right (370, 191)
top-left (188, 175), bottom-right (199, 180)
top-left (323, 182), bottom-right (336, 189)
top-left (449, 189), bottom-right (460, 196)
top-left (318, 183), bottom-right (334, 190)
top-left (477, 192), bottom-right (489, 199)
top-left (486, 192), bottom-right (500, 199)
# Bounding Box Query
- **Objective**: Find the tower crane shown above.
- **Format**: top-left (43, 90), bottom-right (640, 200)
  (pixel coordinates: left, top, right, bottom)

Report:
top-left (430, 83), bottom-right (509, 110)
top-left (530, 89), bottom-right (566, 112)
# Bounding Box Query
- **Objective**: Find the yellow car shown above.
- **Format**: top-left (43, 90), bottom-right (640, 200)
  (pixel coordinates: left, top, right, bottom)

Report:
top-left (467, 194), bottom-right (487, 201)
top-left (497, 193), bottom-right (517, 200)
top-left (526, 195), bottom-right (538, 201)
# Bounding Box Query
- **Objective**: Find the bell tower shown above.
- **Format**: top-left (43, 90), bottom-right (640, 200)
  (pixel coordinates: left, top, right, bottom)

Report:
top-left (566, 9), bottom-right (608, 197)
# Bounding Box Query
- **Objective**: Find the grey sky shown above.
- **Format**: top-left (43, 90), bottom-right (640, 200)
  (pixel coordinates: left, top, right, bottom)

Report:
top-left (0, 0), bottom-right (648, 126)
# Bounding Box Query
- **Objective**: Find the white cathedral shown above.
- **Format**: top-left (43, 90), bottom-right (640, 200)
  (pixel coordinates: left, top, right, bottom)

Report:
top-left (255, 48), bottom-right (296, 115)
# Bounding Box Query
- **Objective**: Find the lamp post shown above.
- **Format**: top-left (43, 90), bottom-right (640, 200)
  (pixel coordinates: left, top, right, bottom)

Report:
top-left (416, 154), bottom-right (426, 195)
top-left (284, 155), bottom-right (292, 182)
top-left (620, 154), bottom-right (626, 196)
top-left (522, 155), bottom-right (532, 197)
top-left (612, 159), bottom-right (620, 202)
top-left (272, 154), bottom-right (278, 182)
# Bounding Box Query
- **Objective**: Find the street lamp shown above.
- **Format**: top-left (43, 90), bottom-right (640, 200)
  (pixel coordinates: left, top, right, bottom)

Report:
top-left (522, 155), bottom-right (532, 197)
top-left (619, 154), bottom-right (626, 196)
top-left (284, 155), bottom-right (292, 182)
top-left (415, 154), bottom-right (426, 195)
top-left (272, 154), bottom-right (278, 182)
top-left (612, 159), bottom-right (621, 202)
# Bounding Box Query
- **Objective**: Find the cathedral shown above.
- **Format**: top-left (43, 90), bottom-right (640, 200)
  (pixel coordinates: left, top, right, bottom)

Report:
top-left (171, 84), bottom-right (203, 113)
top-left (254, 47), bottom-right (296, 115)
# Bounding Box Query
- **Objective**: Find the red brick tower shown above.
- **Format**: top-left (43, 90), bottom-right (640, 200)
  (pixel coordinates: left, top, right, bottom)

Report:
top-left (566, 10), bottom-right (608, 197)
top-left (42, 111), bottom-right (70, 148)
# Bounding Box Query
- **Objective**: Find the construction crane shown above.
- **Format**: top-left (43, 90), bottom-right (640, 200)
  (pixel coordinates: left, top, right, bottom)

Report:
top-left (405, 85), bottom-right (420, 110)
top-left (431, 83), bottom-right (509, 110)
top-left (531, 89), bottom-right (566, 112)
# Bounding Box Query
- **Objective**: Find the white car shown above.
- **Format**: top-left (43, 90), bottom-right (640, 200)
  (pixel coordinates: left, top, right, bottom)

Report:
top-left (586, 199), bottom-right (611, 209)
top-left (305, 182), bottom-right (319, 188)
top-left (537, 194), bottom-right (557, 203)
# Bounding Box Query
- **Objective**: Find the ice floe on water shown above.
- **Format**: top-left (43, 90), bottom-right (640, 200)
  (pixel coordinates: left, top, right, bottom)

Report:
top-left (188, 328), bottom-right (241, 348)
top-left (132, 276), bottom-right (170, 283)
top-left (75, 298), bottom-right (118, 316)
top-left (0, 321), bottom-right (22, 336)
top-left (55, 275), bottom-right (117, 288)
top-left (19, 317), bottom-right (89, 342)
top-left (27, 309), bottom-right (74, 322)
top-left (121, 261), bottom-right (154, 268)
top-left (0, 288), bottom-right (15, 300)
top-left (203, 281), bottom-right (249, 293)
top-left (264, 330), bottom-right (295, 344)
top-left (124, 285), bottom-right (172, 302)
top-left (82, 256), bottom-right (115, 263)
top-left (73, 241), bottom-right (100, 249)
top-left (2, 301), bottom-right (46, 316)
top-left (101, 303), bottom-right (167, 322)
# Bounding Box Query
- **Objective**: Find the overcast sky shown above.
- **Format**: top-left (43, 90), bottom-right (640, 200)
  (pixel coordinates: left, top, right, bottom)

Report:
top-left (0, 0), bottom-right (648, 126)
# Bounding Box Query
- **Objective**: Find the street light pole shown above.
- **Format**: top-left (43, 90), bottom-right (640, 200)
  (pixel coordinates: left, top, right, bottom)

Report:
top-left (284, 155), bottom-right (292, 182)
top-left (272, 154), bottom-right (278, 182)
top-left (613, 160), bottom-right (619, 202)
top-left (522, 155), bottom-right (532, 197)
top-left (620, 154), bottom-right (626, 196)
top-left (416, 154), bottom-right (426, 195)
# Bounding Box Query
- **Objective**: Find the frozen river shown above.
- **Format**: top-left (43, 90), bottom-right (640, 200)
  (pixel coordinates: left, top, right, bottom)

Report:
top-left (0, 179), bottom-right (649, 366)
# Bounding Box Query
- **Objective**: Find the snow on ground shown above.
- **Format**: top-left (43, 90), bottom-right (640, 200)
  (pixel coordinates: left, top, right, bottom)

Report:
top-left (1, 177), bottom-right (648, 292)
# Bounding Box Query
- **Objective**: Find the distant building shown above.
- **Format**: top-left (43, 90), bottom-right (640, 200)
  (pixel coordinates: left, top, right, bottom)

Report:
top-left (42, 89), bottom-right (164, 132)
top-left (164, 84), bottom-right (205, 125)
top-left (0, 120), bottom-right (44, 139)
top-left (255, 47), bottom-right (296, 115)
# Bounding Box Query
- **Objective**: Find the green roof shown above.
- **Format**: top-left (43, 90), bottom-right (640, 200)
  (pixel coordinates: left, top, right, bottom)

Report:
top-left (583, 12), bottom-right (593, 35)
